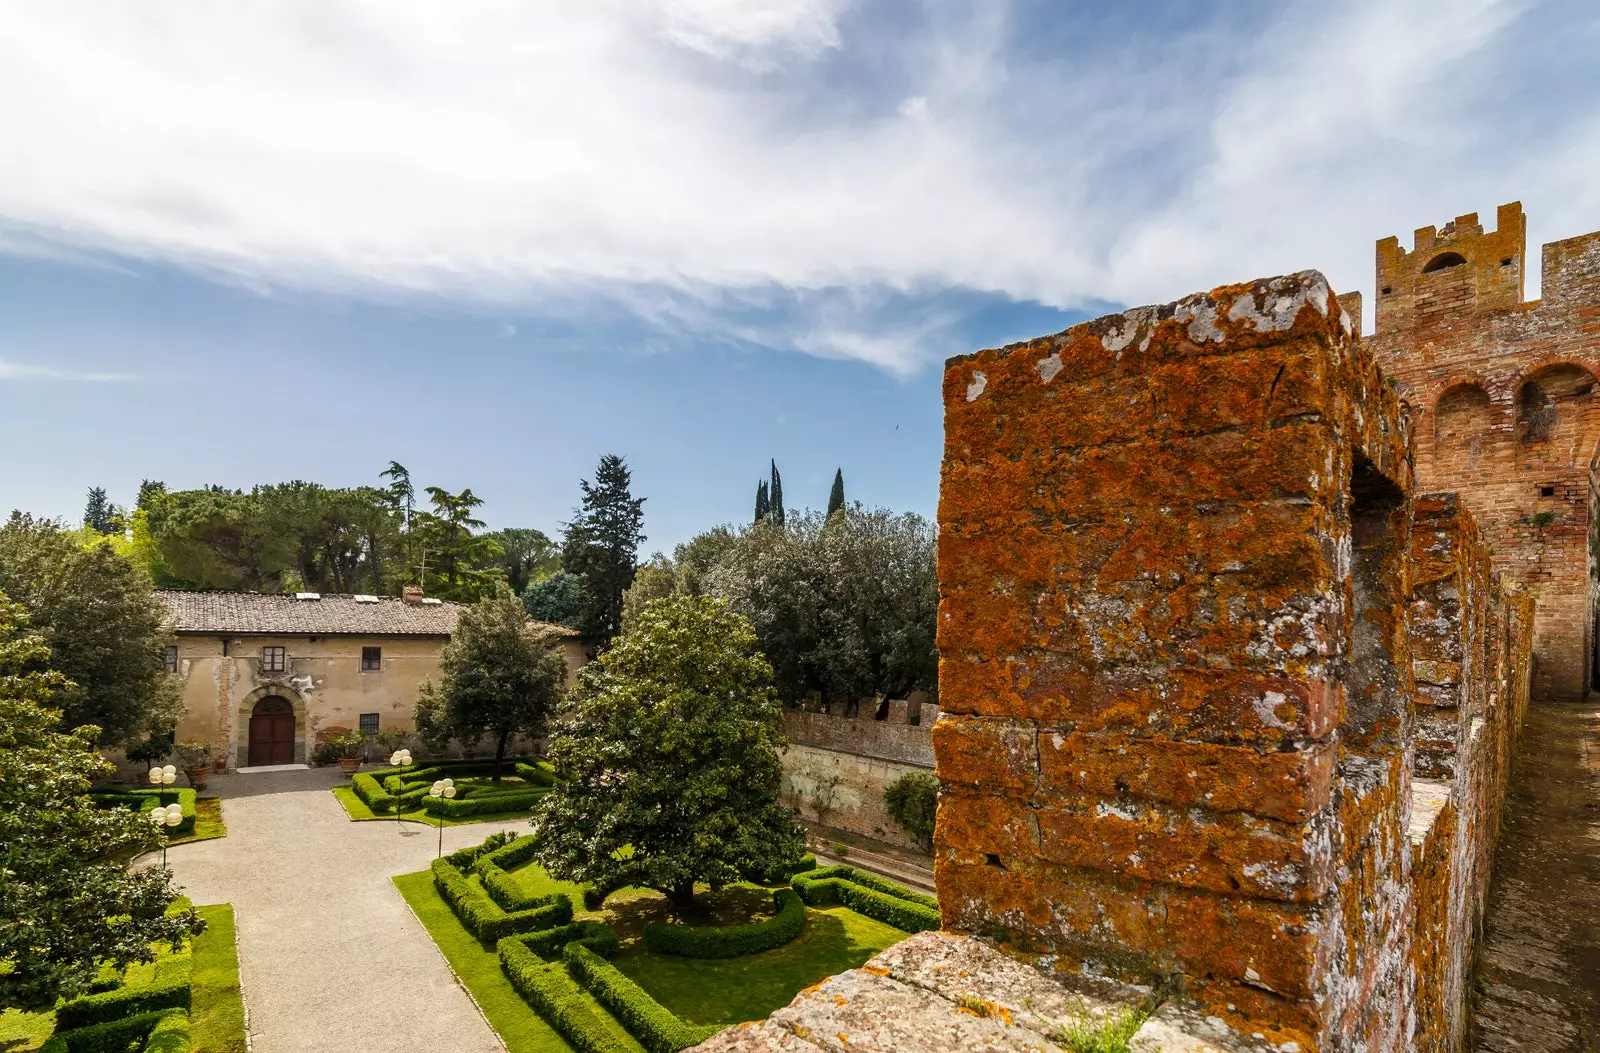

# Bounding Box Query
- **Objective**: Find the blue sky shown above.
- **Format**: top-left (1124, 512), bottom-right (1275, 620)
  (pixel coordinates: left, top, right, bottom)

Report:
top-left (1, 0), bottom-right (1596, 551)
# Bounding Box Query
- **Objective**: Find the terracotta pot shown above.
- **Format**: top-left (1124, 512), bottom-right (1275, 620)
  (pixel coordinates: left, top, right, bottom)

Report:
top-left (184, 765), bottom-right (212, 790)
top-left (338, 756), bottom-right (362, 773)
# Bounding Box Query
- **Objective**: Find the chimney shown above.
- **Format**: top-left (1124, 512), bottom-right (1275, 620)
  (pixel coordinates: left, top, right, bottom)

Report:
top-left (403, 584), bottom-right (424, 605)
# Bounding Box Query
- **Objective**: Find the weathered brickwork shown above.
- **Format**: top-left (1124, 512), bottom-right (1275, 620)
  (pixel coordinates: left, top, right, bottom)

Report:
top-left (934, 272), bottom-right (1534, 1052)
top-left (779, 708), bottom-right (936, 851)
top-left (1365, 204), bottom-right (1600, 699)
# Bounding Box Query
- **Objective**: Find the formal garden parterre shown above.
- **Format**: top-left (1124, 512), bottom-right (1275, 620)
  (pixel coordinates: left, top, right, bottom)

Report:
top-left (397, 831), bottom-right (938, 1053)
top-left (334, 758), bottom-right (558, 824)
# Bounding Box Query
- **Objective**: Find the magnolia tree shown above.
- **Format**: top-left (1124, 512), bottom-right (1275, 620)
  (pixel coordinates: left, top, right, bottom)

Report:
top-left (530, 595), bottom-right (805, 911)
top-left (0, 593), bottom-right (202, 1011)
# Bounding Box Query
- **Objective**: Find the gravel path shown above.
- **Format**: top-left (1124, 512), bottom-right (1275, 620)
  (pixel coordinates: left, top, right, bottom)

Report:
top-left (158, 767), bottom-right (532, 1053)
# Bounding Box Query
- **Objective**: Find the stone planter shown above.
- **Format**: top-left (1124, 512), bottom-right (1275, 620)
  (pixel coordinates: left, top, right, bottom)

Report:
top-left (184, 765), bottom-right (212, 791)
top-left (338, 756), bottom-right (362, 774)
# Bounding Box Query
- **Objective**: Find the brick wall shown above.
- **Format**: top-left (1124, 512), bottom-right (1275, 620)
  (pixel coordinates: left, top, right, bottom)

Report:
top-left (934, 272), bottom-right (1533, 1052)
top-left (1366, 203), bottom-right (1600, 699)
top-left (779, 708), bottom-right (936, 851)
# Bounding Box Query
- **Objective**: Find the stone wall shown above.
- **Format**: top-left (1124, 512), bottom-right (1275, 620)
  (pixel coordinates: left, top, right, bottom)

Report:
top-left (780, 708), bottom-right (935, 851)
top-left (934, 271), bottom-right (1534, 1052)
top-left (1365, 203), bottom-right (1600, 699)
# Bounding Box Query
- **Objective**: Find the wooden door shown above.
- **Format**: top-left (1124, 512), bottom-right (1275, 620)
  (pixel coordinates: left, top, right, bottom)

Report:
top-left (248, 697), bottom-right (296, 766)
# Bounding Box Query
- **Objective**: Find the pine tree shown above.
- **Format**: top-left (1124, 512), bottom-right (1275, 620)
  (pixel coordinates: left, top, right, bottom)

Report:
top-left (754, 480), bottom-right (770, 524)
top-left (562, 455), bottom-right (647, 647)
top-left (83, 488), bottom-right (115, 535)
top-left (769, 460), bottom-right (786, 528)
top-left (827, 468), bottom-right (845, 516)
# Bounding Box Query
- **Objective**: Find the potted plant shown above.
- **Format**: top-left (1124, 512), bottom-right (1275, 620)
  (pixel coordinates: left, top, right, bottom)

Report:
top-left (174, 739), bottom-right (214, 790)
top-left (329, 729), bottom-right (368, 773)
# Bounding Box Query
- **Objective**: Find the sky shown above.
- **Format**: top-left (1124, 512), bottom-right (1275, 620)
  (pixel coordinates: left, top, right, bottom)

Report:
top-left (1, 0), bottom-right (1597, 552)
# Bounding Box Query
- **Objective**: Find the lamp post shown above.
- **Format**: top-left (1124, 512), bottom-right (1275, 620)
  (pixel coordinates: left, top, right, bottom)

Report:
top-left (147, 802), bottom-right (183, 868)
top-left (429, 779), bottom-right (456, 857)
top-left (389, 749), bottom-right (413, 824)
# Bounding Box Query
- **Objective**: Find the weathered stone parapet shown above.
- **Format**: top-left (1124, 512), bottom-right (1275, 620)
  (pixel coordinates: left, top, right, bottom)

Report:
top-left (936, 272), bottom-right (1416, 1051)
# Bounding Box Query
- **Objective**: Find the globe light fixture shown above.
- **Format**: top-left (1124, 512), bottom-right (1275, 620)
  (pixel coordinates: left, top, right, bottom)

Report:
top-left (388, 749), bottom-right (413, 823)
top-left (149, 801), bottom-right (184, 867)
top-left (148, 764), bottom-right (177, 787)
top-left (429, 780), bottom-right (457, 856)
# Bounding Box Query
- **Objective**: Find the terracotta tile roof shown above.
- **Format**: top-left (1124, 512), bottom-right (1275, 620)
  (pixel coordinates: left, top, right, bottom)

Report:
top-left (155, 590), bottom-right (577, 639)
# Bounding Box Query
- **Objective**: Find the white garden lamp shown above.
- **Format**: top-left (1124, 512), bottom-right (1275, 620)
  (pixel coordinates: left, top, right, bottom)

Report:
top-left (148, 764), bottom-right (177, 787)
top-left (148, 802), bottom-right (183, 867)
top-left (429, 779), bottom-right (456, 857)
top-left (388, 749), bottom-right (412, 823)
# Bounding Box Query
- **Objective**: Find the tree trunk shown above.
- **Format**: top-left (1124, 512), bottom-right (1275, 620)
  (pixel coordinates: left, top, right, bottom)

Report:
top-left (493, 729), bottom-right (509, 783)
top-left (667, 880), bottom-right (696, 912)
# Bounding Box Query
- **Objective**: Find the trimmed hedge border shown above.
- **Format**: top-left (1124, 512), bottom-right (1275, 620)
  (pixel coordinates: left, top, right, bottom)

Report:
top-left (55, 960), bottom-right (190, 1029)
top-left (745, 853), bottom-right (817, 885)
top-left (792, 866), bottom-right (940, 933)
top-left (431, 857), bottom-right (573, 942)
top-left (642, 888), bottom-right (805, 959)
top-left (475, 835), bottom-right (549, 911)
top-left (423, 789), bottom-right (545, 817)
top-left (140, 1007), bottom-right (191, 1053)
top-left (355, 762), bottom-right (548, 816)
top-left (514, 760), bottom-right (559, 786)
top-left (37, 1009), bottom-right (168, 1053)
top-left (564, 944), bottom-right (720, 1053)
top-left (498, 938), bottom-right (641, 1053)
top-left (89, 788), bottom-right (197, 836)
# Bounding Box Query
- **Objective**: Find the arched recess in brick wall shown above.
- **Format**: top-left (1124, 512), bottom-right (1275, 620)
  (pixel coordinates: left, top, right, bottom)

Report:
top-left (1516, 363), bottom-right (1598, 468)
top-left (1434, 382), bottom-right (1495, 468)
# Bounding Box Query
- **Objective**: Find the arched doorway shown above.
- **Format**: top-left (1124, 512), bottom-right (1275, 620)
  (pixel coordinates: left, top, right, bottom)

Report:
top-left (247, 696), bottom-right (296, 766)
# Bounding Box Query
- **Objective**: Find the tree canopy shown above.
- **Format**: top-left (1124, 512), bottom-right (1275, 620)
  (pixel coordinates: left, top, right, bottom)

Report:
top-left (561, 455), bottom-right (646, 647)
top-left (0, 514), bottom-right (181, 743)
top-left (531, 595), bottom-right (804, 910)
top-left (414, 587), bottom-right (568, 778)
top-left (620, 507), bottom-right (937, 709)
top-left (0, 593), bottom-right (203, 1012)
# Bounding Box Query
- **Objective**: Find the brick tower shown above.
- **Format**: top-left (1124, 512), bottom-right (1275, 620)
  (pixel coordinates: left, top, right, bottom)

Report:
top-left (1363, 204), bottom-right (1600, 699)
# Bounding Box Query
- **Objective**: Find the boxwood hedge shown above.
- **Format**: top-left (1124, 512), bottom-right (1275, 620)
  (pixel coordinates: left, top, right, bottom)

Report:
top-left (564, 944), bottom-right (721, 1053)
top-left (37, 1008), bottom-right (169, 1053)
top-left (89, 788), bottom-right (197, 836)
top-left (431, 857), bottom-right (573, 942)
top-left (498, 939), bottom-right (642, 1053)
top-left (54, 960), bottom-right (190, 1029)
top-left (641, 888), bottom-right (805, 959)
top-left (791, 867), bottom-right (940, 933)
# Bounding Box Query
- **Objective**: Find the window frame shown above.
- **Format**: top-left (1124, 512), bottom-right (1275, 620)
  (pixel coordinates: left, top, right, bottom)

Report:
top-left (164, 645), bottom-right (179, 674)
top-left (358, 712), bottom-right (380, 735)
top-left (361, 646), bottom-right (382, 672)
top-left (261, 645), bottom-right (286, 673)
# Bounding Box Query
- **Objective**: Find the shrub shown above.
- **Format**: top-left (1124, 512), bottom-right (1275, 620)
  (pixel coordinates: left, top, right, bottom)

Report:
top-left (564, 943), bottom-right (721, 1053)
top-left (349, 771), bottom-right (397, 813)
top-left (423, 789), bottom-right (544, 817)
top-left (88, 788), bottom-right (197, 836)
top-left (431, 858), bottom-right (573, 942)
top-left (477, 836), bottom-right (550, 911)
top-left (38, 1009), bottom-right (167, 1053)
top-left (504, 921), bottom-right (620, 960)
top-left (498, 939), bottom-right (639, 1053)
top-left (54, 962), bottom-right (190, 1029)
top-left (514, 760), bottom-right (559, 786)
top-left (140, 1008), bottom-right (192, 1053)
top-left (743, 852), bottom-right (816, 885)
top-left (791, 867), bottom-right (940, 933)
top-left (642, 888), bottom-right (805, 959)
top-left (884, 771), bottom-right (939, 851)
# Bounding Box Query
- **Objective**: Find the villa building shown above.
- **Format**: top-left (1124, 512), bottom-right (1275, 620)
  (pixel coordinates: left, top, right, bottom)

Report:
top-left (157, 587), bottom-right (584, 770)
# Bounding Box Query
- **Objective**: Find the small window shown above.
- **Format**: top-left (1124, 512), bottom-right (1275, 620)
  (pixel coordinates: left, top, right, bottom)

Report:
top-left (1422, 251), bottom-right (1467, 273)
top-left (358, 712), bottom-right (380, 735)
top-left (261, 646), bottom-right (286, 673)
top-left (362, 646), bottom-right (382, 671)
top-left (164, 645), bottom-right (178, 673)
top-left (1540, 486), bottom-right (1555, 497)
top-left (1381, 286), bottom-right (1393, 295)
top-left (1500, 257), bottom-right (1513, 267)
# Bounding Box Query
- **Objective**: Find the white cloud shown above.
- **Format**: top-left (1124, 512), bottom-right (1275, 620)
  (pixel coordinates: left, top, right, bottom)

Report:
top-left (0, 0), bottom-right (1590, 368)
top-left (0, 360), bottom-right (134, 382)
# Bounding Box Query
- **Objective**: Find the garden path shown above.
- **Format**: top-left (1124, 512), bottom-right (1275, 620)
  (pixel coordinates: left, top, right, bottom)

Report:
top-left (157, 766), bottom-right (531, 1053)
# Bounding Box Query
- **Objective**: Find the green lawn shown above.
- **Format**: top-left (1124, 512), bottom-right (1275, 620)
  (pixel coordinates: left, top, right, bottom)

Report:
top-left (0, 1005), bottom-right (55, 1052)
top-left (393, 871), bottom-right (577, 1053)
top-left (189, 904), bottom-right (246, 1053)
top-left (613, 904), bottom-right (906, 1026)
top-left (170, 798), bottom-right (228, 846)
top-left (331, 784), bottom-right (540, 827)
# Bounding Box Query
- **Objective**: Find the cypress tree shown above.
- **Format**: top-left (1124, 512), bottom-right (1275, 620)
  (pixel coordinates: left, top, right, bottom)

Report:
top-left (754, 480), bottom-right (770, 524)
top-left (82, 488), bottom-right (114, 535)
top-left (827, 469), bottom-right (845, 516)
top-left (769, 460), bottom-right (785, 528)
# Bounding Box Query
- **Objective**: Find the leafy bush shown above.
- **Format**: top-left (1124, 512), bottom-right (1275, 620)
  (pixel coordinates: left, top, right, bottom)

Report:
top-left (791, 867), bottom-right (939, 933)
top-left (498, 938), bottom-right (639, 1053)
top-left (88, 788), bottom-right (197, 836)
top-left (564, 944), bottom-right (721, 1052)
top-left (743, 852), bottom-right (816, 885)
top-left (642, 888), bottom-right (805, 959)
top-left (37, 1009), bottom-right (167, 1053)
top-left (884, 771), bottom-right (939, 851)
top-left (514, 760), bottom-right (559, 786)
top-left (54, 962), bottom-right (190, 1029)
top-left (431, 857), bottom-right (573, 942)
